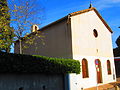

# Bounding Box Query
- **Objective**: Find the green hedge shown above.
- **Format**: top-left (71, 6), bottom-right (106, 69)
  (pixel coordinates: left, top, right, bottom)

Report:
top-left (0, 52), bottom-right (80, 74)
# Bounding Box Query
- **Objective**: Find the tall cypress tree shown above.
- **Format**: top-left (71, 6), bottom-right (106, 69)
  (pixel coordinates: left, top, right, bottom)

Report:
top-left (0, 0), bottom-right (15, 52)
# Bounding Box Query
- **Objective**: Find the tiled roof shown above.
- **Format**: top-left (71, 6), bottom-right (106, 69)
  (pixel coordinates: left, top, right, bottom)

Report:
top-left (69, 7), bottom-right (113, 33)
top-left (15, 7), bottom-right (113, 42)
top-left (70, 7), bottom-right (96, 16)
top-left (35, 7), bottom-right (113, 34)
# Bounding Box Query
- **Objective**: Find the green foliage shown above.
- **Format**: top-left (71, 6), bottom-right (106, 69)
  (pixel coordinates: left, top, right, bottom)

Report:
top-left (113, 48), bottom-right (120, 57)
top-left (115, 59), bottom-right (120, 77)
top-left (116, 36), bottom-right (120, 48)
top-left (0, 0), bottom-right (15, 52)
top-left (8, 0), bottom-right (44, 54)
top-left (33, 55), bottom-right (81, 74)
top-left (0, 52), bottom-right (81, 74)
top-left (114, 36), bottom-right (120, 57)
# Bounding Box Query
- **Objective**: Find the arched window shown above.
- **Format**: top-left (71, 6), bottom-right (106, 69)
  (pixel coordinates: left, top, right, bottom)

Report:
top-left (82, 58), bottom-right (89, 78)
top-left (107, 60), bottom-right (111, 75)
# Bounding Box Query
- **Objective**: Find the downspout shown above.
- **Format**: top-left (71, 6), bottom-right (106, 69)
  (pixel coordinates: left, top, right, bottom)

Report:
top-left (64, 15), bottom-right (71, 90)
top-left (64, 74), bottom-right (70, 90)
top-left (67, 14), bottom-right (71, 24)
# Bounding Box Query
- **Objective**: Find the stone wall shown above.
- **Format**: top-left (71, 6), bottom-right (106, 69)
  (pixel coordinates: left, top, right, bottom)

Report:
top-left (0, 73), bottom-right (64, 90)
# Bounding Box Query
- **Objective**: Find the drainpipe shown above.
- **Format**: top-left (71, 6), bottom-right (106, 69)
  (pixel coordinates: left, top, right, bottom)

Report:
top-left (64, 74), bottom-right (70, 90)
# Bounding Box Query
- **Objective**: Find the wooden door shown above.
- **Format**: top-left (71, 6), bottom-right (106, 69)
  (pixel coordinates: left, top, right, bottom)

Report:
top-left (95, 59), bottom-right (103, 83)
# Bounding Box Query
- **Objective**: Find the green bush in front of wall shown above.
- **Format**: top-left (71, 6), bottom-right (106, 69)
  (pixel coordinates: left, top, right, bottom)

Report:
top-left (0, 52), bottom-right (80, 74)
top-left (33, 55), bottom-right (81, 74)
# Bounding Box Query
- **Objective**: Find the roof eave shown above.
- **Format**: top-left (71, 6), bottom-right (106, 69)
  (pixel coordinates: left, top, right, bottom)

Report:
top-left (15, 7), bottom-right (113, 43)
top-left (69, 7), bottom-right (113, 33)
top-left (15, 16), bottom-right (68, 43)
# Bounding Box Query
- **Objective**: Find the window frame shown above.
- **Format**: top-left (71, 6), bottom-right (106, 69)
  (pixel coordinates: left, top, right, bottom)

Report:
top-left (107, 60), bottom-right (112, 75)
top-left (82, 58), bottom-right (89, 78)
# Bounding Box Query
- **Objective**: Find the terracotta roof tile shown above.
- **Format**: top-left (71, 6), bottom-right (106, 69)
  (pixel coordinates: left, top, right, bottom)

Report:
top-left (70, 7), bottom-right (96, 16)
top-left (15, 7), bottom-right (113, 42)
top-left (69, 7), bottom-right (113, 33)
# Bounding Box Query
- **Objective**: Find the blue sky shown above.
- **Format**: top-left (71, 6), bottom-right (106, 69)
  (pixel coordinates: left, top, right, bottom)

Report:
top-left (37, 0), bottom-right (120, 48)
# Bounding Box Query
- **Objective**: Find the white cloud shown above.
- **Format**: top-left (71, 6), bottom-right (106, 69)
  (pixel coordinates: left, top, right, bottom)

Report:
top-left (112, 0), bottom-right (120, 3)
top-left (93, 0), bottom-right (120, 10)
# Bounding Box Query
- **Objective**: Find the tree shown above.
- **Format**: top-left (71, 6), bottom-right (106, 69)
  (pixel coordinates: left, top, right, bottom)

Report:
top-left (113, 35), bottom-right (120, 57)
top-left (116, 36), bottom-right (120, 48)
top-left (0, 0), bottom-right (15, 52)
top-left (8, 0), bottom-right (44, 54)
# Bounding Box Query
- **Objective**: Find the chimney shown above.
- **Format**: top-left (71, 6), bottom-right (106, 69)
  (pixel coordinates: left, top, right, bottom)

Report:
top-left (31, 25), bottom-right (39, 32)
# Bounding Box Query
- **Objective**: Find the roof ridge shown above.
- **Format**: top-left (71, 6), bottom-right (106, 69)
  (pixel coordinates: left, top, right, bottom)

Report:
top-left (15, 7), bottom-right (113, 43)
top-left (69, 7), bottom-right (96, 16)
top-left (69, 7), bottom-right (113, 33)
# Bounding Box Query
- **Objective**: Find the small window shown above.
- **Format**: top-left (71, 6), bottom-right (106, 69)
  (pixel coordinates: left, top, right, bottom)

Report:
top-left (82, 58), bottom-right (89, 78)
top-left (107, 60), bottom-right (111, 75)
top-left (93, 29), bottom-right (98, 38)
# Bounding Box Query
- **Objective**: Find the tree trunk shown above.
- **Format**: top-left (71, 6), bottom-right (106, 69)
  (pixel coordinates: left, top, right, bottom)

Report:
top-left (19, 39), bottom-right (22, 54)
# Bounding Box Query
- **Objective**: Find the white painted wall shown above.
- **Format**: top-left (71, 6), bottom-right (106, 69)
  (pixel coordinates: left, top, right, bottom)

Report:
top-left (69, 56), bottom-right (116, 90)
top-left (71, 10), bottom-right (113, 57)
top-left (69, 10), bottom-right (116, 90)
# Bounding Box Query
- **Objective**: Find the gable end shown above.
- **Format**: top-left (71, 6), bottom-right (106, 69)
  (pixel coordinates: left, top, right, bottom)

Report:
top-left (70, 7), bottom-right (113, 33)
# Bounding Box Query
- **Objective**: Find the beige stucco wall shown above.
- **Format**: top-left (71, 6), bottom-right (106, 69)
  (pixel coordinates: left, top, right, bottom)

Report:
top-left (15, 19), bottom-right (72, 58)
top-left (71, 10), bottom-right (113, 58)
top-left (15, 10), bottom-right (114, 58)
top-left (69, 10), bottom-right (116, 90)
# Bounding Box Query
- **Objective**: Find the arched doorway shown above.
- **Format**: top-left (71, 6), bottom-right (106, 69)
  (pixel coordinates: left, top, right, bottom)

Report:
top-left (82, 58), bottom-right (89, 78)
top-left (95, 59), bottom-right (103, 83)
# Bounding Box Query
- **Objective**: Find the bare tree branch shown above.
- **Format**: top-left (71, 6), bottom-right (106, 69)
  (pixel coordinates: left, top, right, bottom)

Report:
top-left (8, 0), bottom-right (45, 53)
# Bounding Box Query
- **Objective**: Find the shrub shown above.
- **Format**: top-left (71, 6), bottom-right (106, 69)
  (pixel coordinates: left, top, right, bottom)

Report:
top-left (0, 52), bottom-right (80, 74)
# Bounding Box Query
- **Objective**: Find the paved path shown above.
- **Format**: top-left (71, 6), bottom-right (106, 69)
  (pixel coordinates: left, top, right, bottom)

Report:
top-left (84, 81), bottom-right (120, 90)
